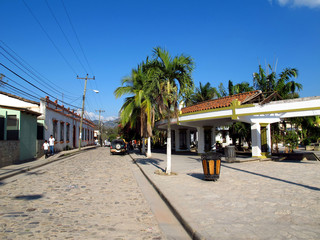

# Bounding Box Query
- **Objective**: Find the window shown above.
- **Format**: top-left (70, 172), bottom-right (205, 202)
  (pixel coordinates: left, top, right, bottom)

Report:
top-left (37, 123), bottom-right (44, 140)
top-left (66, 123), bottom-right (70, 141)
top-left (7, 115), bottom-right (19, 140)
top-left (53, 120), bottom-right (58, 139)
top-left (60, 122), bottom-right (64, 141)
top-left (0, 116), bottom-right (4, 140)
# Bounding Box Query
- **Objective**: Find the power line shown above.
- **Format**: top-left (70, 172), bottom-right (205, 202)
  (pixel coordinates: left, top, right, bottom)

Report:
top-left (22, 0), bottom-right (78, 75)
top-left (0, 62), bottom-right (81, 109)
top-left (0, 40), bottom-right (79, 98)
top-left (4, 75), bottom-right (42, 98)
top-left (61, 0), bottom-right (94, 75)
top-left (45, 0), bottom-right (88, 74)
top-left (2, 81), bottom-right (40, 101)
top-left (0, 51), bottom-right (77, 100)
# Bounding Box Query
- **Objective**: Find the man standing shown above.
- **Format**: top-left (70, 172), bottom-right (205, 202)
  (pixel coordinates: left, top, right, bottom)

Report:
top-left (49, 135), bottom-right (55, 155)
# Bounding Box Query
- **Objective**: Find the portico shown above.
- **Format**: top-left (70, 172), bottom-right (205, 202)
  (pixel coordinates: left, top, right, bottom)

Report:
top-left (157, 90), bottom-right (320, 158)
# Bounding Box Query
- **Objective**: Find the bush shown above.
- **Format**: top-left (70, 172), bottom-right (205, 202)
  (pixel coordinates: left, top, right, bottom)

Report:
top-left (284, 131), bottom-right (299, 152)
top-left (302, 138), bottom-right (311, 146)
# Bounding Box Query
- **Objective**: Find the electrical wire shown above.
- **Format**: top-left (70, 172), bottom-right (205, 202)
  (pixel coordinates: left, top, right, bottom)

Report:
top-left (45, 0), bottom-right (88, 74)
top-left (4, 75), bottom-right (42, 99)
top-left (2, 81), bottom-right (40, 101)
top-left (0, 62), bottom-right (81, 109)
top-left (0, 40), bottom-right (79, 98)
top-left (0, 51), bottom-right (77, 100)
top-left (61, 0), bottom-right (94, 75)
top-left (22, 0), bottom-right (78, 75)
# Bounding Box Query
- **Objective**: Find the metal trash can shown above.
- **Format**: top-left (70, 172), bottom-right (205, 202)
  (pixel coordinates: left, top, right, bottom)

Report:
top-left (224, 145), bottom-right (236, 163)
top-left (201, 152), bottom-right (222, 181)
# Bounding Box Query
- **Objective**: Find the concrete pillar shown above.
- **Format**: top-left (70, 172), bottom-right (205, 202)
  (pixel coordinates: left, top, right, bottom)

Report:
top-left (197, 127), bottom-right (205, 154)
top-left (186, 129), bottom-right (191, 151)
top-left (251, 123), bottom-right (261, 157)
top-left (175, 129), bottom-right (179, 152)
top-left (266, 124), bottom-right (271, 155)
top-left (211, 126), bottom-right (216, 151)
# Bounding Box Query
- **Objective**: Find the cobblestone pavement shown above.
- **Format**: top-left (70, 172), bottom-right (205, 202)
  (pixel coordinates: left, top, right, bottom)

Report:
top-left (134, 152), bottom-right (320, 240)
top-left (0, 148), bottom-right (164, 239)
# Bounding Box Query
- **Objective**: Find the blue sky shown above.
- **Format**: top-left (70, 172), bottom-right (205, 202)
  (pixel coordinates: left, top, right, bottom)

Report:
top-left (1, 0), bottom-right (319, 121)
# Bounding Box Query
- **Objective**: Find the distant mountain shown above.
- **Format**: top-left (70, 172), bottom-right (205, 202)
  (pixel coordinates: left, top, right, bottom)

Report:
top-left (93, 118), bottom-right (119, 128)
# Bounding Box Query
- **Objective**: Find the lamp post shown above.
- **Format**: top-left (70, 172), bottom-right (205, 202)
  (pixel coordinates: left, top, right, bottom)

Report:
top-left (77, 74), bottom-right (97, 150)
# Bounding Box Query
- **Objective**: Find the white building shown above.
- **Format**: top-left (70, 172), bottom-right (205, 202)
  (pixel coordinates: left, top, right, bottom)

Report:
top-left (0, 91), bottom-right (95, 153)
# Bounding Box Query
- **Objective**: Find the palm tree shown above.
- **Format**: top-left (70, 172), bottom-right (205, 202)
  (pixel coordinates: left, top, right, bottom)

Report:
top-left (151, 47), bottom-right (194, 174)
top-left (190, 82), bottom-right (218, 104)
top-left (114, 61), bottom-right (155, 157)
top-left (253, 64), bottom-right (302, 99)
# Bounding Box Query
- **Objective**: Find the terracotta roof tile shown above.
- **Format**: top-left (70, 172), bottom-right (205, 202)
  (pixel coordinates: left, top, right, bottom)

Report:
top-left (181, 90), bottom-right (261, 114)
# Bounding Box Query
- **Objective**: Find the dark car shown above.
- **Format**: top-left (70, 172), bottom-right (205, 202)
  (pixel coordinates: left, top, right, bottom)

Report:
top-left (110, 139), bottom-right (127, 155)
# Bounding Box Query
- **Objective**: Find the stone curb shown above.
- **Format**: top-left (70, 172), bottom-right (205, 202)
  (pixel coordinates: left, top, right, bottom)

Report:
top-left (128, 153), bottom-right (206, 240)
top-left (0, 146), bottom-right (97, 181)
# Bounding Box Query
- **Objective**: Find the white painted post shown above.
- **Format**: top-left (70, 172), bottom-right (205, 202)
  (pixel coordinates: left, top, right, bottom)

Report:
top-left (211, 126), bottom-right (216, 151)
top-left (146, 136), bottom-right (152, 158)
top-left (197, 127), bottom-right (205, 154)
top-left (251, 123), bottom-right (262, 157)
top-left (266, 124), bottom-right (272, 155)
top-left (186, 129), bottom-right (191, 151)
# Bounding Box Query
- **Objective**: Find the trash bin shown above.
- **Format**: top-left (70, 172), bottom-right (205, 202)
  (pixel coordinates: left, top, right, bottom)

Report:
top-left (224, 145), bottom-right (236, 163)
top-left (201, 152), bottom-right (222, 181)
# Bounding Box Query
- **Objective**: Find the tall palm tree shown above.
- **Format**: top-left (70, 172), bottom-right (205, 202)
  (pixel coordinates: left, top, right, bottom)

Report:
top-left (114, 61), bottom-right (155, 157)
top-left (151, 47), bottom-right (194, 174)
top-left (253, 64), bottom-right (302, 99)
top-left (190, 82), bottom-right (218, 104)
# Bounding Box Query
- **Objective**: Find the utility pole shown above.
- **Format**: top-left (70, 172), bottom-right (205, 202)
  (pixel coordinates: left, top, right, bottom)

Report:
top-left (77, 74), bottom-right (95, 150)
top-left (95, 109), bottom-right (105, 147)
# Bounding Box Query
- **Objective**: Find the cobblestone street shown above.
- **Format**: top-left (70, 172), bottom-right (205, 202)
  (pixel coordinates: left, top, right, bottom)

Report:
top-left (0, 148), bottom-right (164, 239)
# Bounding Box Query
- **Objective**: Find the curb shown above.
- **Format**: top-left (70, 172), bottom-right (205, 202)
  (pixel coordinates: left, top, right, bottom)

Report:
top-left (0, 146), bottom-right (97, 181)
top-left (128, 153), bottom-right (206, 240)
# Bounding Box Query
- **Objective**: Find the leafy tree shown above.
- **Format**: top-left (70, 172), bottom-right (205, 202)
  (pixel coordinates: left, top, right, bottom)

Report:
top-left (253, 64), bottom-right (302, 99)
top-left (114, 60), bottom-right (155, 156)
top-left (151, 47), bottom-right (194, 174)
top-left (284, 131), bottom-right (299, 153)
top-left (190, 82), bottom-right (218, 104)
top-left (218, 83), bottom-right (227, 97)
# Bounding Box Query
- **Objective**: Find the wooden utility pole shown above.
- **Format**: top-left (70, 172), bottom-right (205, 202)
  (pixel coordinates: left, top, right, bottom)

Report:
top-left (77, 74), bottom-right (95, 150)
top-left (95, 109), bottom-right (105, 147)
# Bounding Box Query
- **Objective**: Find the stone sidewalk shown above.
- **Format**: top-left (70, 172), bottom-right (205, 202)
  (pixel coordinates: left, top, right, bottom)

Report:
top-left (0, 146), bottom-right (97, 181)
top-left (131, 151), bottom-right (320, 240)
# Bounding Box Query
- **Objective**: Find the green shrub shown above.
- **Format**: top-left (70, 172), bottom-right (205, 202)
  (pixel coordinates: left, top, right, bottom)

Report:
top-left (284, 131), bottom-right (299, 152)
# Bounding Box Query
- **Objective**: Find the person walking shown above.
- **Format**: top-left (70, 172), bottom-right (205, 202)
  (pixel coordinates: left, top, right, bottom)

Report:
top-left (48, 135), bottom-right (55, 155)
top-left (42, 140), bottom-right (50, 158)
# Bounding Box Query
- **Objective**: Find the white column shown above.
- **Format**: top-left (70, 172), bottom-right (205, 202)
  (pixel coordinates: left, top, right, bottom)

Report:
top-left (186, 129), bottom-right (191, 151)
top-left (175, 129), bottom-right (179, 152)
top-left (146, 136), bottom-right (152, 158)
top-left (211, 126), bottom-right (216, 151)
top-left (251, 123), bottom-right (261, 157)
top-left (266, 124), bottom-right (271, 154)
top-left (197, 127), bottom-right (205, 154)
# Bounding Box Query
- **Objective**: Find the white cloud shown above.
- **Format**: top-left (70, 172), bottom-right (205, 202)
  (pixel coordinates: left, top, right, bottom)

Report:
top-left (76, 109), bottom-right (118, 122)
top-left (270, 0), bottom-right (320, 8)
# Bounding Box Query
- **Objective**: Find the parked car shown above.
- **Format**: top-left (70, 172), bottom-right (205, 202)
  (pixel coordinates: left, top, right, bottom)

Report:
top-left (104, 140), bottom-right (111, 147)
top-left (110, 139), bottom-right (127, 155)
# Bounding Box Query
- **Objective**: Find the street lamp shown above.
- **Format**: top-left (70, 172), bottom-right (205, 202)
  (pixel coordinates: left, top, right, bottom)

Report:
top-left (77, 74), bottom-right (98, 151)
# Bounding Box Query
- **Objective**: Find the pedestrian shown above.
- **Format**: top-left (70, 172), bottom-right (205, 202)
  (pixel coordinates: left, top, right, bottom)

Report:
top-left (42, 140), bottom-right (50, 158)
top-left (49, 135), bottom-right (55, 155)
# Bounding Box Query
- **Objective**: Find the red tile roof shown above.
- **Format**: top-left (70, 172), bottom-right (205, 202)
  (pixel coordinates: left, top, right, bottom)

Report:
top-left (181, 90), bottom-right (262, 114)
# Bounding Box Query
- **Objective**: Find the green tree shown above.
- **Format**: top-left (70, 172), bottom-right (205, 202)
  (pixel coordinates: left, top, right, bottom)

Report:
top-left (114, 60), bottom-right (155, 156)
top-left (253, 64), bottom-right (302, 99)
top-left (284, 131), bottom-right (299, 153)
top-left (190, 82), bottom-right (218, 104)
top-left (151, 47), bottom-right (194, 174)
